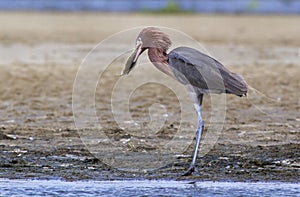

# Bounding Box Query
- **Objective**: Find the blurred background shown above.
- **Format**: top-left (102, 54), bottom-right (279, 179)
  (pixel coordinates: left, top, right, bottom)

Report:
top-left (0, 0), bottom-right (299, 13)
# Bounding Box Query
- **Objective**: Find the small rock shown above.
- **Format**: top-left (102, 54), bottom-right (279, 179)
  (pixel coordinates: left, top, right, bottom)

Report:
top-left (0, 133), bottom-right (16, 140)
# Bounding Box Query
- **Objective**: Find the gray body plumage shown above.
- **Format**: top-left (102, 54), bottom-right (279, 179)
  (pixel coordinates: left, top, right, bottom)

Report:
top-left (169, 47), bottom-right (247, 97)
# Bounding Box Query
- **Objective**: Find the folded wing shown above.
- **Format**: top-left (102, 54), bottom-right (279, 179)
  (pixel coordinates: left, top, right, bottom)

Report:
top-left (168, 47), bottom-right (247, 96)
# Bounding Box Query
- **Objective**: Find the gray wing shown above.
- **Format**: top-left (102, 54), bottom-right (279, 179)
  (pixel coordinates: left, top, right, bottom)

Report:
top-left (168, 47), bottom-right (247, 96)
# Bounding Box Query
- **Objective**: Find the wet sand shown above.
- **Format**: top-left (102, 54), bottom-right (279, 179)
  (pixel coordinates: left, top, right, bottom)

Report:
top-left (0, 12), bottom-right (299, 182)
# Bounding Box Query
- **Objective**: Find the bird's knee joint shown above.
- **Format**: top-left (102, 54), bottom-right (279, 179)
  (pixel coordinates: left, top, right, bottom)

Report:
top-left (198, 120), bottom-right (204, 127)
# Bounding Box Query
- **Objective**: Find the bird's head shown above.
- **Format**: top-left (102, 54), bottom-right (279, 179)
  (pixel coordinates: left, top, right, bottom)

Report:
top-left (122, 27), bottom-right (172, 75)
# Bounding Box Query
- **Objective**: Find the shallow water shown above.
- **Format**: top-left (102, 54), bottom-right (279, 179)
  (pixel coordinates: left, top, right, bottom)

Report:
top-left (1, 179), bottom-right (299, 197)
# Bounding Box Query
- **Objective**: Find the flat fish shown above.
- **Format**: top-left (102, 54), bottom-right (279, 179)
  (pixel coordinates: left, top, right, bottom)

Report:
top-left (121, 49), bottom-right (137, 76)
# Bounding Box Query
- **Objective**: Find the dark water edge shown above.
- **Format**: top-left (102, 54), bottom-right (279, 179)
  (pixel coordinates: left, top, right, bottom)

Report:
top-left (0, 0), bottom-right (299, 14)
top-left (1, 179), bottom-right (300, 197)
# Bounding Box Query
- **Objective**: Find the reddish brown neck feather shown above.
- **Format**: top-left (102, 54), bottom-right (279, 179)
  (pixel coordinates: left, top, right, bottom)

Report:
top-left (148, 47), bottom-right (174, 78)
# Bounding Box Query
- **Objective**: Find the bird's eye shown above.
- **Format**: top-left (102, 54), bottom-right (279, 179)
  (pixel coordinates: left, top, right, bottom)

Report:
top-left (136, 37), bottom-right (142, 46)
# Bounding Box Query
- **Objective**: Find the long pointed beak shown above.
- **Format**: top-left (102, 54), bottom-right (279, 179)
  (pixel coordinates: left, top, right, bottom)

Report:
top-left (121, 44), bottom-right (142, 76)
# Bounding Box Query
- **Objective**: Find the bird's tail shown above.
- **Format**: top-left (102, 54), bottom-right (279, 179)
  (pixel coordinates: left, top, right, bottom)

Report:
top-left (225, 73), bottom-right (248, 97)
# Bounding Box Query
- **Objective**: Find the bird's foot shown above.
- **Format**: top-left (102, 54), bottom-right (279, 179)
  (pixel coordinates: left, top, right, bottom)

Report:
top-left (181, 166), bottom-right (197, 176)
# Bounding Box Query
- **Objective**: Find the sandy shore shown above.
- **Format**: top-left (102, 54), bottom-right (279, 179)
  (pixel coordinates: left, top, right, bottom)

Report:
top-left (0, 12), bottom-right (299, 45)
top-left (0, 12), bottom-right (299, 181)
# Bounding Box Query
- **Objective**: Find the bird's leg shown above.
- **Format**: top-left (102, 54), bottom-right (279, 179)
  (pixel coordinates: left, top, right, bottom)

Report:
top-left (182, 94), bottom-right (204, 176)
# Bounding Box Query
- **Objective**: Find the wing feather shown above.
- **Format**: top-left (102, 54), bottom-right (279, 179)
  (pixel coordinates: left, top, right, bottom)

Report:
top-left (168, 47), bottom-right (247, 96)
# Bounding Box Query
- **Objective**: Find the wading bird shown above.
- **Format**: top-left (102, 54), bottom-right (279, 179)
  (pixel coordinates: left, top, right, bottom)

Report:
top-left (122, 27), bottom-right (247, 176)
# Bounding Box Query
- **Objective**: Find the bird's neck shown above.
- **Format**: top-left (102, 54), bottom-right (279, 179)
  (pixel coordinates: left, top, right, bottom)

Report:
top-left (148, 47), bottom-right (168, 62)
top-left (148, 47), bottom-right (174, 77)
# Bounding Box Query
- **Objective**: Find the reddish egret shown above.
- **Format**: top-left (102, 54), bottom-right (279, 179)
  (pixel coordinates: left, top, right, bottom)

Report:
top-left (122, 27), bottom-right (247, 176)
